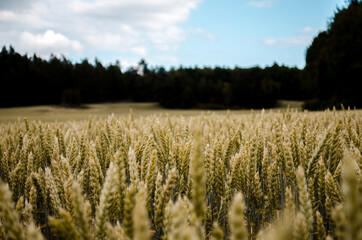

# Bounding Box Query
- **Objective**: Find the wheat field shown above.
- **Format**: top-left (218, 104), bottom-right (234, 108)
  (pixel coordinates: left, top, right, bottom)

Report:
top-left (0, 108), bottom-right (361, 240)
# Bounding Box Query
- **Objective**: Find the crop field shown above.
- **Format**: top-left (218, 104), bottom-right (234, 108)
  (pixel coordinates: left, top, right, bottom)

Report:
top-left (0, 100), bottom-right (303, 123)
top-left (0, 108), bottom-right (361, 240)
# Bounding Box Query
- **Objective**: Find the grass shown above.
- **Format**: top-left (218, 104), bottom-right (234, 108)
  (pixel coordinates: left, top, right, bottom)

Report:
top-left (0, 100), bottom-right (303, 123)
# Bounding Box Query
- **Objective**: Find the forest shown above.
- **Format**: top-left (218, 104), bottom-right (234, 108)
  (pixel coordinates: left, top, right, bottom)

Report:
top-left (0, 47), bottom-right (308, 109)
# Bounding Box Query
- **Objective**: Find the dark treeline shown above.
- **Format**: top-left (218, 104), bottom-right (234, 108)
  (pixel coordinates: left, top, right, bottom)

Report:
top-left (304, 0), bottom-right (362, 109)
top-left (0, 47), bottom-right (309, 109)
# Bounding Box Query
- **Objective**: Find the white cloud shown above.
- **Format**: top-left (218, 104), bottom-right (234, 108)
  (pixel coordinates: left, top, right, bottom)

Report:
top-left (1, 0), bottom-right (204, 63)
top-left (69, 0), bottom-right (200, 30)
top-left (149, 26), bottom-right (185, 51)
top-left (19, 30), bottom-right (83, 56)
top-left (247, 0), bottom-right (274, 8)
top-left (299, 26), bottom-right (320, 34)
top-left (130, 47), bottom-right (147, 56)
top-left (85, 33), bottom-right (123, 49)
top-left (263, 26), bottom-right (321, 47)
top-left (83, 25), bottom-right (147, 55)
top-left (263, 35), bottom-right (313, 47)
top-left (0, 10), bottom-right (18, 22)
top-left (0, 9), bottom-right (45, 26)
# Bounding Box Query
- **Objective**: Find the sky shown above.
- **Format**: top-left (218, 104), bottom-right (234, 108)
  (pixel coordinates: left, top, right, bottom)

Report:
top-left (0, 0), bottom-right (347, 70)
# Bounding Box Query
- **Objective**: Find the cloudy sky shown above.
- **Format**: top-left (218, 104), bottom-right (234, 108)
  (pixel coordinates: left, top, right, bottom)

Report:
top-left (0, 0), bottom-right (346, 69)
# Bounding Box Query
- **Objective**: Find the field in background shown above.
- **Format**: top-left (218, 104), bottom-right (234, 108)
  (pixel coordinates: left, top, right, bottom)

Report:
top-left (0, 100), bottom-right (303, 123)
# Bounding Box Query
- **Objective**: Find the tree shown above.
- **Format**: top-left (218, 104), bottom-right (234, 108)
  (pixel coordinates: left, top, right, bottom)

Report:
top-left (304, 1), bottom-right (362, 109)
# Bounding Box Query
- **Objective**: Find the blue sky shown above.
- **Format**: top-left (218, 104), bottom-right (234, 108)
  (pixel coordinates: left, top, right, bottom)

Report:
top-left (0, 0), bottom-right (347, 69)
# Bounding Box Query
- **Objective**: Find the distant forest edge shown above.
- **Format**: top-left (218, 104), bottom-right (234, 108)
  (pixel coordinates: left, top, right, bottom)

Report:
top-left (1, 1), bottom-right (361, 110)
top-left (0, 47), bottom-right (309, 109)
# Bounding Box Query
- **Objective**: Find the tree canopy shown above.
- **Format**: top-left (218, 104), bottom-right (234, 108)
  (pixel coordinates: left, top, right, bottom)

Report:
top-left (304, 1), bottom-right (362, 109)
